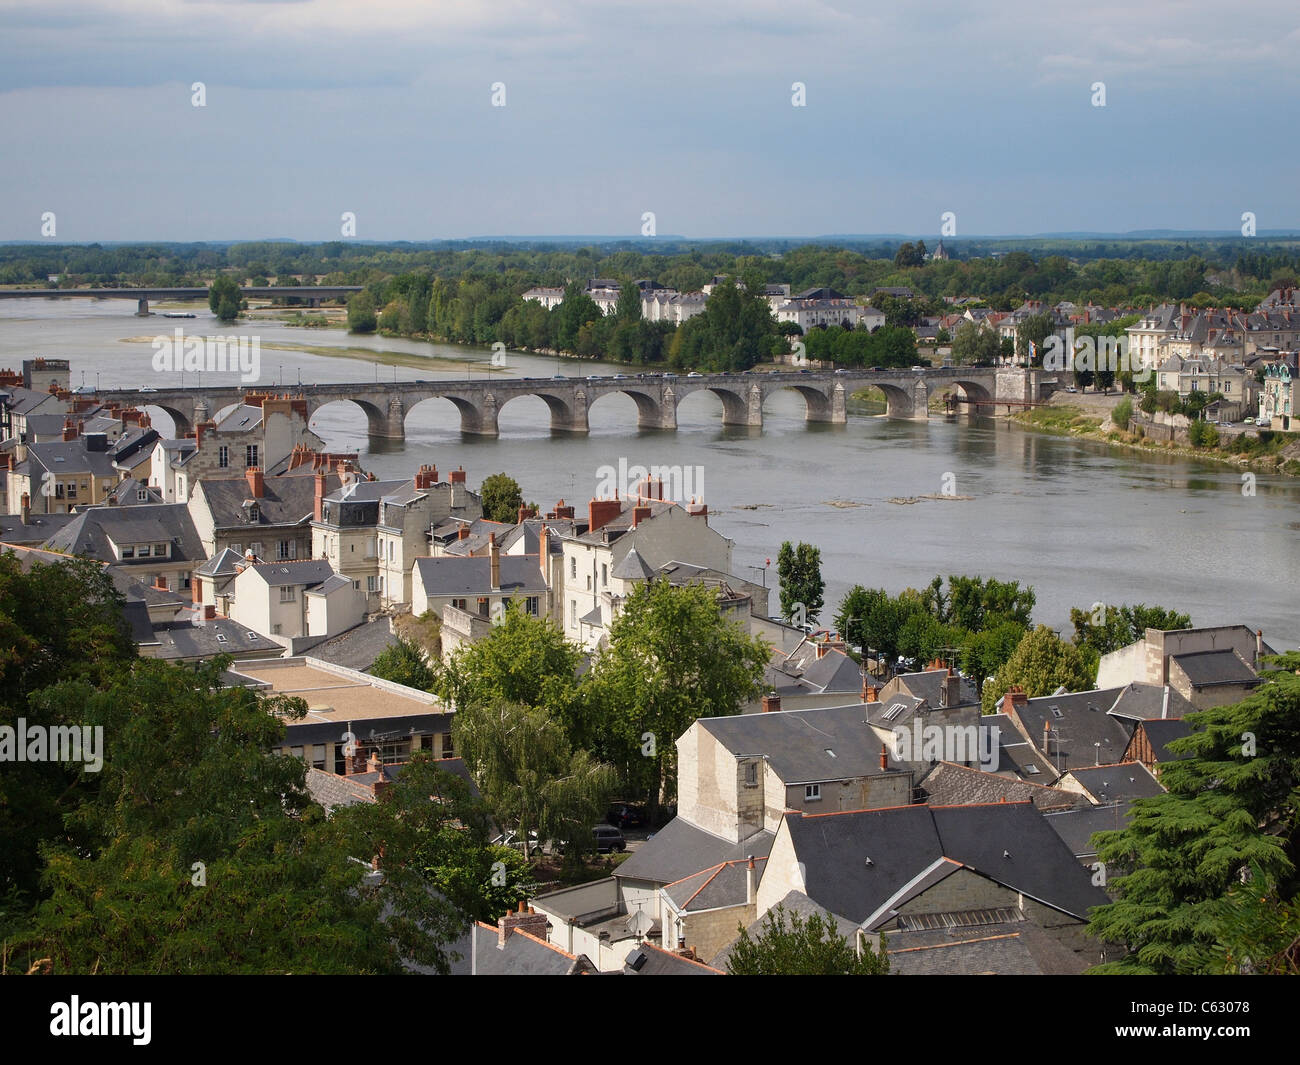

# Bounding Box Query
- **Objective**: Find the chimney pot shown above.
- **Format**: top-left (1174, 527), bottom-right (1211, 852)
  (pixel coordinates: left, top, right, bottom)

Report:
top-left (880, 743), bottom-right (888, 771)
top-left (761, 693), bottom-right (781, 713)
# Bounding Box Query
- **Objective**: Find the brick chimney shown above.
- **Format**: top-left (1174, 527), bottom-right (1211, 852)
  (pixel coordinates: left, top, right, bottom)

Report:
top-left (880, 743), bottom-right (889, 771)
top-left (449, 466), bottom-right (466, 485)
top-left (414, 464), bottom-right (437, 490)
top-left (631, 505), bottom-right (651, 527)
top-left (313, 470), bottom-right (326, 521)
top-left (489, 533), bottom-right (500, 590)
top-left (746, 856), bottom-right (757, 904)
top-left (458, 524), bottom-right (470, 540)
top-left (497, 901), bottom-right (549, 948)
top-left (245, 466), bottom-right (264, 498)
top-left (944, 665), bottom-right (961, 709)
top-left (638, 476), bottom-right (664, 501)
top-left (761, 693), bottom-right (781, 713)
top-left (204, 604), bottom-right (216, 620)
top-left (588, 498), bottom-right (623, 533)
top-left (552, 499), bottom-right (574, 520)
top-left (863, 677), bottom-right (877, 702)
top-left (1004, 685), bottom-right (1028, 718)
top-left (1256, 629), bottom-right (1264, 670)
top-left (20, 492), bottom-right (30, 525)
top-left (62, 418), bottom-right (77, 441)
top-left (345, 746), bottom-right (366, 776)
top-left (154, 575), bottom-right (168, 590)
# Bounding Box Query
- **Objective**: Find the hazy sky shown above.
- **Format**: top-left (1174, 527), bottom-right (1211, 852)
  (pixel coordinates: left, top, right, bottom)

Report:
top-left (1, 0), bottom-right (1297, 241)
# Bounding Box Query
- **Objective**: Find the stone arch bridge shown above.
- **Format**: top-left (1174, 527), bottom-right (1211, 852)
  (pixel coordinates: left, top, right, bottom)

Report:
top-left (93, 367), bottom-right (1052, 440)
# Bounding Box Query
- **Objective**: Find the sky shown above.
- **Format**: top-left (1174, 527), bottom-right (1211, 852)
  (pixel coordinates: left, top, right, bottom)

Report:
top-left (1, 0), bottom-right (1298, 242)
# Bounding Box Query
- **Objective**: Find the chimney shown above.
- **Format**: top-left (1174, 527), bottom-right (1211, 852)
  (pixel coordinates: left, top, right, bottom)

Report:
top-left (20, 492), bottom-right (30, 525)
top-left (1004, 686), bottom-right (1028, 718)
top-left (489, 533), bottom-right (500, 590)
top-left (1256, 629), bottom-right (1264, 670)
top-left (154, 575), bottom-right (168, 590)
top-left (880, 743), bottom-right (889, 771)
top-left (552, 499), bottom-right (574, 520)
top-left (1043, 720), bottom-right (1052, 754)
top-left (245, 466), bottom-right (264, 498)
top-left (865, 683), bottom-right (878, 703)
top-left (458, 524), bottom-right (470, 540)
top-left (944, 665), bottom-right (961, 709)
top-left (366, 751), bottom-right (382, 775)
top-left (313, 470), bottom-right (326, 521)
top-left (497, 902), bottom-right (549, 948)
top-left (414, 464), bottom-right (437, 490)
top-left (345, 746), bottom-right (366, 776)
top-left (204, 604), bottom-right (216, 620)
top-left (746, 856), bottom-right (757, 905)
top-left (537, 524), bottom-right (549, 571)
top-left (588, 498), bottom-right (623, 533)
top-left (62, 418), bottom-right (76, 442)
top-left (761, 693), bottom-right (781, 713)
top-left (449, 466), bottom-right (466, 485)
top-left (631, 505), bottom-right (651, 528)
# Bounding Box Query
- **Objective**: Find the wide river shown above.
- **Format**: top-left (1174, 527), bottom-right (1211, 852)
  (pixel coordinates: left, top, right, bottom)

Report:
top-left (3, 297), bottom-right (1297, 647)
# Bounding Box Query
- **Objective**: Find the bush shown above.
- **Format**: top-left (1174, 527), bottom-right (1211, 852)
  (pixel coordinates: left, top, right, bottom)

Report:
top-left (1112, 396), bottom-right (1132, 431)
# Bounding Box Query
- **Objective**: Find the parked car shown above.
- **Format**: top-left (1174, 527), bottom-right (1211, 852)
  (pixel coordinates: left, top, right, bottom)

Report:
top-left (592, 825), bottom-right (627, 853)
top-left (552, 374), bottom-right (566, 379)
top-left (607, 803), bottom-right (647, 828)
top-left (663, 372), bottom-right (677, 378)
top-left (687, 371), bottom-right (703, 377)
top-left (587, 374), bottom-right (602, 381)
top-left (613, 373), bottom-right (628, 379)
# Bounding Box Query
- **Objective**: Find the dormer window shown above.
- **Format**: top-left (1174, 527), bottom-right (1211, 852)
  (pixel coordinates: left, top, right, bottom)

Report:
top-left (243, 500), bottom-right (260, 523)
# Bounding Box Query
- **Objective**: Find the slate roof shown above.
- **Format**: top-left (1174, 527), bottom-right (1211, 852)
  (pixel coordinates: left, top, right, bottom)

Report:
top-left (1042, 802), bottom-right (1133, 860)
top-left (42, 503), bottom-right (205, 564)
top-left (149, 616), bottom-right (281, 661)
top-left (624, 942), bottom-right (724, 975)
top-left (663, 858), bottom-right (765, 912)
top-left (307, 617), bottom-right (399, 673)
top-left (1171, 649), bottom-right (1259, 688)
top-left (14, 437), bottom-right (119, 479)
top-left (1132, 718), bottom-right (1195, 763)
top-left (895, 667), bottom-right (979, 708)
top-left (244, 559), bottom-right (336, 587)
top-left (1106, 682), bottom-right (1196, 721)
top-left (414, 554), bottom-right (546, 597)
top-left (696, 704), bottom-right (907, 784)
top-left (196, 547), bottom-right (245, 577)
top-left (280, 710), bottom-right (453, 749)
top-left (919, 761), bottom-right (1081, 811)
top-left (305, 767), bottom-right (376, 812)
top-left (470, 924), bottom-right (593, 975)
top-left (611, 547), bottom-right (655, 581)
top-left (1064, 762), bottom-right (1164, 803)
top-left (783, 801), bottom-right (1109, 927)
top-left (885, 917), bottom-right (1088, 975)
top-left (614, 817), bottom-right (775, 887)
top-left (1006, 688), bottom-right (1134, 774)
top-left (198, 472), bottom-right (335, 529)
top-left (0, 509), bottom-right (75, 546)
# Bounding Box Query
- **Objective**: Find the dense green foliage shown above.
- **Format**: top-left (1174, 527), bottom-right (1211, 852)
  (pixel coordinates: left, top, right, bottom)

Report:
top-left (980, 625), bottom-right (1095, 713)
top-left (727, 904), bottom-right (890, 975)
top-left (207, 275), bottom-right (242, 322)
top-left (777, 541), bottom-right (825, 624)
top-left (369, 635), bottom-right (437, 692)
top-left (479, 472), bottom-right (524, 524)
top-left (1087, 654), bottom-right (1300, 974)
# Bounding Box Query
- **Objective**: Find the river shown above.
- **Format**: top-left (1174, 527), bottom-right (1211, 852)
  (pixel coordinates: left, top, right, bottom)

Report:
top-left (3, 297), bottom-right (1297, 648)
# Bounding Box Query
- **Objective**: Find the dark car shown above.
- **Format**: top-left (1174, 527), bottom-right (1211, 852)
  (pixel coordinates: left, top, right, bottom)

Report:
top-left (592, 825), bottom-right (627, 853)
top-left (607, 803), bottom-right (646, 828)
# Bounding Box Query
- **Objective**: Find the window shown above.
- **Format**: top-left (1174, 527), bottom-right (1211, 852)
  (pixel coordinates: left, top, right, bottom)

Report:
top-left (121, 545), bottom-right (134, 559)
top-left (366, 576), bottom-right (377, 593)
top-left (525, 596), bottom-right (539, 616)
top-left (154, 543), bottom-right (167, 556)
top-left (276, 540), bottom-right (292, 560)
top-left (441, 732), bottom-right (455, 756)
top-left (804, 784), bottom-right (821, 801)
top-left (271, 624), bottom-right (281, 635)
top-left (571, 599), bottom-right (577, 625)
top-left (452, 598), bottom-right (467, 611)
top-left (218, 446), bottom-right (229, 469)
top-left (280, 585), bottom-right (296, 602)
top-left (137, 487), bottom-right (149, 502)
top-left (67, 482), bottom-right (77, 499)
top-left (138, 544), bottom-right (151, 558)
top-left (245, 444), bottom-right (259, 467)
top-left (601, 564), bottom-right (608, 586)
top-left (570, 557), bottom-right (576, 579)
top-left (744, 763), bottom-right (758, 787)
top-left (250, 543), bottom-right (263, 558)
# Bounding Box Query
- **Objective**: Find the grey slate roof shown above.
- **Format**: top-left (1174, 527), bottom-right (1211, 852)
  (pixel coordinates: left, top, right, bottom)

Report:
top-left (624, 943), bottom-right (724, 975)
top-left (470, 924), bottom-right (593, 975)
top-left (42, 503), bottom-right (205, 564)
top-left (886, 917), bottom-right (1087, 975)
top-left (1042, 801), bottom-right (1133, 860)
top-left (615, 817), bottom-right (775, 887)
top-left (196, 547), bottom-right (245, 577)
top-left (15, 437), bottom-right (119, 480)
top-left (1063, 761), bottom-right (1164, 803)
top-left (245, 559), bottom-right (336, 587)
top-left (611, 547), bottom-right (655, 581)
top-left (198, 472), bottom-right (335, 529)
top-left (697, 704), bottom-right (908, 785)
top-left (663, 858), bottom-right (765, 912)
top-left (784, 801), bottom-right (1109, 927)
top-left (1106, 682), bottom-right (1196, 721)
top-left (1172, 649), bottom-right (1259, 688)
top-left (280, 711), bottom-right (452, 749)
top-left (1132, 718), bottom-right (1195, 763)
top-left (308, 617), bottom-right (399, 673)
top-left (149, 615), bottom-right (281, 661)
top-left (414, 554), bottom-right (546, 597)
top-left (919, 761), bottom-right (1081, 811)
top-left (0, 509), bottom-right (75, 546)
top-left (1006, 688), bottom-right (1134, 774)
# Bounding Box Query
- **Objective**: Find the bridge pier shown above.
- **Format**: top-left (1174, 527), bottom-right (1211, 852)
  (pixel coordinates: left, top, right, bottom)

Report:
top-left (805, 383), bottom-right (847, 424)
top-left (461, 393), bottom-right (498, 437)
top-left (550, 391), bottom-right (589, 433)
top-left (637, 389), bottom-right (676, 431)
top-left (368, 396), bottom-right (407, 440)
top-left (136, 298), bottom-right (150, 316)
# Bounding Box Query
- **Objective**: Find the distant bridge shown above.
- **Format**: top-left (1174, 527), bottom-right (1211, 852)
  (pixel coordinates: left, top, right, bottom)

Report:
top-left (87, 367), bottom-right (1056, 440)
top-left (0, 286), bottom-right (361, 315)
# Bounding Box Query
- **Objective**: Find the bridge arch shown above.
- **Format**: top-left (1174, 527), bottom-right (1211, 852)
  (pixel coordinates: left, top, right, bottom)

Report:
top-left (404, 393), bottom-right (498, 437)
top-left (587, 387), bottom-right (668, 431)
top-left (498, 390), bottom-right (588, 434)
top-left (140, 403), bottom-right (193, 438)
top-left (764, 382), bottom-right (840, 424)
top-left (307, 396), bottom-right (395, 442)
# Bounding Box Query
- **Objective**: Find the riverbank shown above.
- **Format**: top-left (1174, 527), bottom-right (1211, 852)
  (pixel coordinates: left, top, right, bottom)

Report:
top-left (1010, 404), bottom-right (1300, 476)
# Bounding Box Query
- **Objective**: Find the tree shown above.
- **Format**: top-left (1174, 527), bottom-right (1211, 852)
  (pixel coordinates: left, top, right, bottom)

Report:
top-left (1016, 312), bottom-right (1055, 365)
top-left (584, 581), bottom-right (770, 818)
top-left (370, 636), bottom-right (436, 692)
top-left (726, 904), bottom-right (889, 975)
top-left (950, 321), bottom-right (1001, 365)
top-left (1069, 603), bottom-right (1191, 661)
top-left (347, 290), bottom-right (377, 333)
top-left (208, 276), bottom-right (241, 323)
top-left (452, 699), bottom-right (615, 859)
top-left (1087, 655), bottom-right (1300, 973)
top-left (777, 541), bottom-right (824, 625)
top-left (981, 625), bottom-right (1094, 712)
top-left (615, 280), bottom-right (642, 322)
top-left (1112, 396), bottom-right (1133, 430)
top-left (479, 472), bottom-right (523, 524)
